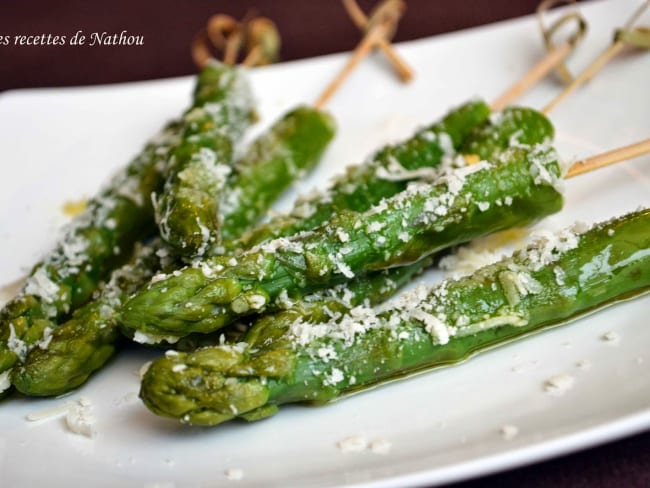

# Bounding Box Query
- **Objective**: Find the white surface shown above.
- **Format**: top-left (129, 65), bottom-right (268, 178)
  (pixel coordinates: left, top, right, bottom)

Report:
top-left (1, 0), bottom-right (649, 486)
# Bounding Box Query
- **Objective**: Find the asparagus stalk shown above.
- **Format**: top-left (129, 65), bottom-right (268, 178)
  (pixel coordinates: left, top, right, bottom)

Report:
top-left (174, 257), bottom-right (432, 352)
top-left (12, 240), bottom-right (177, 396)
top-left (119, 143), bottom-right (564, 342)
top-left (140, 208), bottom-right (650, 426)
top-left (219, 106), bottom-right (336, 243)
top-left (154, 61), bottom-right (255, 258)
top-left (460, 105), bottom-right (554, 159)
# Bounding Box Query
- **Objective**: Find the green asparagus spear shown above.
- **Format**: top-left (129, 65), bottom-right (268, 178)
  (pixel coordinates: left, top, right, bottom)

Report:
top-left (229, 103), bottom-right (552, 251)
top-left (140, 208), bottom-right (650, 426)
top-left (0, 62), bottom-right (240, 389)
top-left (174, 257), bottom-right (433, 352)
top-left (219, 106), bottom-right (336, 243)
top-left (119, 143), bottom-right (564, 342)
top-left (227, 100), bottom-right (492, 250)
top-left (155, 61), bottom-right (255, 258)
top-left (460, 106), bottom-right (554, 159)
top-left (11, 240), bottom-right (177, 396)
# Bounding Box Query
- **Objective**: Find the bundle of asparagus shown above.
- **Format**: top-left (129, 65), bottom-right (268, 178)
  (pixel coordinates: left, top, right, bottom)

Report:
top-left (128, 3), bottom-right (650, 425)
top-left (2, 3), bottom-right (648, 441)
top-left (2, 2), bottom-right (409, 396)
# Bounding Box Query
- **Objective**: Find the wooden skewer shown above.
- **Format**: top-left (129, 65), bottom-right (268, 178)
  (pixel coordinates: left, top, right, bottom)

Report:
top-left (191, 14), bottom-right (244, 67)
top-left (492, 0), bottom-right (589, 111)
top-left (490, 41), bottom-right (573, 111)
top-left (207, 14), bottom-right (243, 66)
top-left (314, 21), bottom-right (392, 109)
top-left (342, 0), bottom-right (414, 82)
top-left (242, 45), bottom-right (263, 67)
top-left (375, 37), bottom-right (414, 81)
top-left (542, 41), bottom-right (624, 114)
top-left (566, 138), bottom-right (650, 178)
top-left (542, 1), bottom-right (649, 114)
top-left (242, 17), bottom-right (281, 67)
top-left (193, 14), bottom-right (280, 68)
top-left (191, 31), bottom-right (214, 69)
top-left (223, 30), bottom-right (244, 65)
top-left (194, 3), bottom-right (405, 106)
top-left (376, 37), bottom-right (413, 81)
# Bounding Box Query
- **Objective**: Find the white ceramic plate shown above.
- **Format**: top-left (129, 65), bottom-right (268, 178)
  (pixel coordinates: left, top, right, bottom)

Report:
top-left (1, 0), bottom-right (649, 486)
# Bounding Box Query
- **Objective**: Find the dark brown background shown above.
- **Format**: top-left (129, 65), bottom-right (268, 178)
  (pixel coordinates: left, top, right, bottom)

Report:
top-left (2, 1), bottom-right (650, 487)
top-left (0, 0), bottom-right (566, 91)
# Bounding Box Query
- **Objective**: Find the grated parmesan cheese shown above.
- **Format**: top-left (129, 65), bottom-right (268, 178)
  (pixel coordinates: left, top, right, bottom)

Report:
top-left (172, 364), bottom-right (187, 373)
top-left (323, 368), bottom-right (344, 386)
top-left (25, 401), bottom-right (73, 422)
top-left (0, 371), bottom-right (11, 393)
top-left (7, 323), bottom-right (28, 361)
top-left (133, 331), bottom-right (180, 345)
top-left (65, 398), bottom-right (96, 437)
top-left (329, 252), bottom-right (355, 278)
top-left (337, 435), bottom-right (367, 453)
top-left (336, 228), bottom-right (350, 243)
top-left (369, 438), bottom-right (392, 455)
top-left (544, 374), bottom-right (575, 396)
top-left (500, 424), bottom-right (519, 440)
top-left (409, 309), bottom-right (451, 345)
top-left (317, 346), bottom-right (338, 363)
top-left (24, 267), bottom-right (60, 304)
top-left (366, 221), bottom-right (385, 233)
top-left (224, 468), bottom-right (244, 481)
top-left (36, 326), bottom-right (54, 350)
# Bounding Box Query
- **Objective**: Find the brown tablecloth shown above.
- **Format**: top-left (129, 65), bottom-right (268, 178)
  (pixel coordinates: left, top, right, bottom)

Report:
top-left (1, 1), bottom-right (649, 486)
